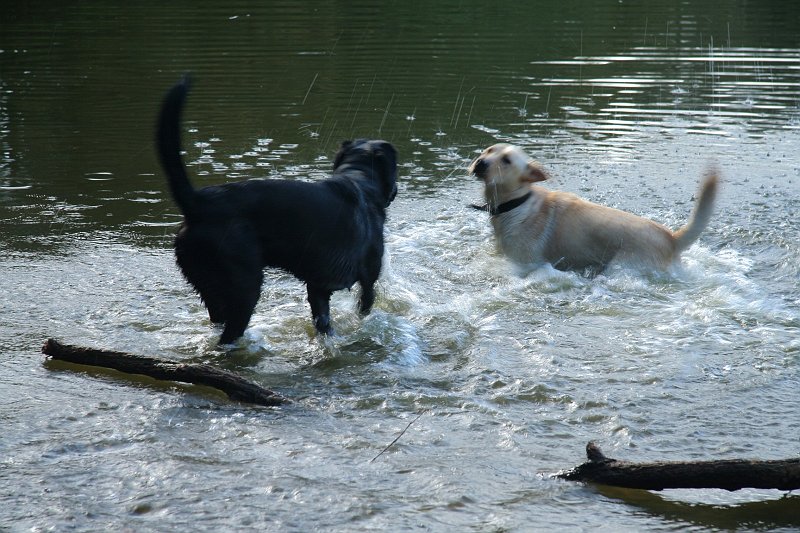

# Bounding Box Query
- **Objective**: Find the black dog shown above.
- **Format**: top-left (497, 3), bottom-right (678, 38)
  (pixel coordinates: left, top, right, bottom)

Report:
top-left (156, 78), bottom-right (398, 344)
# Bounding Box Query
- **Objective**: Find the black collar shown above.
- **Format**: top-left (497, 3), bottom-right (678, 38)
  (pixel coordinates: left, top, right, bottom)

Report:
top-left (470, 192), bottom-right (532, 216)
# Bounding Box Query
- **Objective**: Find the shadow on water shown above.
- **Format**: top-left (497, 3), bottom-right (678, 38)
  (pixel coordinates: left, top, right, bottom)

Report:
top-left (598, 485), bottom-right (800, 530)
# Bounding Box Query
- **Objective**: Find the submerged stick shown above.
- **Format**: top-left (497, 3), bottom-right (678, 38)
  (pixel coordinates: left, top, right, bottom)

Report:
top-left (557, 442), bottom-right (800, 491)
top-left (371, 410), bottom-right (426, 463)
top-left (42, 338), bottom-right (287, 407)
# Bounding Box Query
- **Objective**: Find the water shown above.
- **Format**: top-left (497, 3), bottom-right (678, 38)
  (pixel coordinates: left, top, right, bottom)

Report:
top-left (2, 1), bottom-right (800, 531)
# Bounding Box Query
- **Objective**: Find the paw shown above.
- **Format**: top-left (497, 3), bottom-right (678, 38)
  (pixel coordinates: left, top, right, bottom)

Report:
top-left (358, 297), bottom-right (375, 316)
top-left (314, 315), bottom-right (333, 335)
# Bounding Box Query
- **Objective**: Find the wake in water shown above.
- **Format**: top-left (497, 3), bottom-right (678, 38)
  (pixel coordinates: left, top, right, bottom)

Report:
top-left (194, 186), bottom-right (798, 391)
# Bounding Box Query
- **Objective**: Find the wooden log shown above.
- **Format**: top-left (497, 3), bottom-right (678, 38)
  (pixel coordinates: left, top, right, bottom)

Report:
top-left (42, 338), bottom-right (287, 407)
top-left (556, 442), bottom-right (800, 491)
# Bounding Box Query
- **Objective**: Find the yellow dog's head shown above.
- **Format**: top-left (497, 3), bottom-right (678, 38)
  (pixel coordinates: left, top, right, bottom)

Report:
top-left (468, 144), bottom-right (548, 193)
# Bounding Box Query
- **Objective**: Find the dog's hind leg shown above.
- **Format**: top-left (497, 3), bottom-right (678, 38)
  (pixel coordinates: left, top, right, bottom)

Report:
top-left (191, 274), bottom-right (228, 325)
top-left (307, 285), bottom-right (334, 335)
top-left (176, 226), bottom-right (264, 344)
top-left (175, 234), bottom-right (229, 324)
top-left (218, 267), bottom-right (264, 344)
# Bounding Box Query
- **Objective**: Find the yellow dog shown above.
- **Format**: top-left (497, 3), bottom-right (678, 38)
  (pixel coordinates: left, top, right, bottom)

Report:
top-left (469, 143), bottom-right (718, 274)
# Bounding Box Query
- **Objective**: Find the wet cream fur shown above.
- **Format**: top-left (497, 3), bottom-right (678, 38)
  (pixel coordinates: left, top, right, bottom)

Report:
top-left (468, 143), bottom-right (719, 272)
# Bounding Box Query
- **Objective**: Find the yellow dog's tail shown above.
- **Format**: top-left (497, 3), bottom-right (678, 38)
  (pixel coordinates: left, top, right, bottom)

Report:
top-left (673, 168), bottom-right (719, 253)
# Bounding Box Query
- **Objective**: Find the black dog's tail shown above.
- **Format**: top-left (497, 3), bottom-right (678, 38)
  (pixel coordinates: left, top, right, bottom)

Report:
top-left (156, 75), bottom-right (197, 218)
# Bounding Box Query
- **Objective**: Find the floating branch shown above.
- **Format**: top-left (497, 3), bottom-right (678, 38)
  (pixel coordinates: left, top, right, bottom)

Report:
top-left (42, 338), bottom-right (287, 407)
top-left (556, 442), bottom-right (800, 491)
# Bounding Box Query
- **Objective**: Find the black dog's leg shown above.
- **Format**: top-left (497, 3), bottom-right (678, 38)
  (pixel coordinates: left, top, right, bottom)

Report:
top-left (358, 282), bottom-right (376, 316)
top-left (307, 285), bottom-right (333, 335)
top-left (182, 271), bottom-right (229, 325)
top-left (175, 230), bottom-right (229, 324)
top-left (358, 247), bottom-right (383, 316)
top-left (218, 268), bottom-right (263, 344)
top-left (178, 225), bottom-right (264, 345)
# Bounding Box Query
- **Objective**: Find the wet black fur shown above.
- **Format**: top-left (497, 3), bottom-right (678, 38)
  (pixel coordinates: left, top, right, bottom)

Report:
top-left (156, 77), bottom-right (398, 344)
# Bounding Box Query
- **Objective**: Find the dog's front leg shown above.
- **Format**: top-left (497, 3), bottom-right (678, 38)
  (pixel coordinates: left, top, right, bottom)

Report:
top-left (358, 249), bottom-right (383, 316)
top-left (358, 283), bottom-right (375, 316)
top-left (307, 285), bottom-right (334, 335)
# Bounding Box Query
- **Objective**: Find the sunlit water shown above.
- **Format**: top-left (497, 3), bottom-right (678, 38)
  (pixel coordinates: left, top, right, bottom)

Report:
top-left (2, 2), bottom-right (800, 531)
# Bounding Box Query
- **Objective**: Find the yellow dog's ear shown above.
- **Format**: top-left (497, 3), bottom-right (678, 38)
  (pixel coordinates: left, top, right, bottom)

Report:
top-left (521, 161), bottom-right (548, 182)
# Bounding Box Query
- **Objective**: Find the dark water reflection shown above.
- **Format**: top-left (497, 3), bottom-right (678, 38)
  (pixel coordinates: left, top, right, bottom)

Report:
top-left (2, 1), bottom-right (799, 248)
top-left (2, 2), bottom-right (800, 531)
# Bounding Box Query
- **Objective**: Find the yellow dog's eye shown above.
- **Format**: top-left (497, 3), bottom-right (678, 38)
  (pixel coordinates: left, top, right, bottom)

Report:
top-left (501, 155), bottom-right (511, 164)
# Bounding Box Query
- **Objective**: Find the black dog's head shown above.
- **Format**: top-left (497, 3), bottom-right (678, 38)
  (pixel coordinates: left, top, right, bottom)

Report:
top-left (333, 139), bottom-right (398, 207)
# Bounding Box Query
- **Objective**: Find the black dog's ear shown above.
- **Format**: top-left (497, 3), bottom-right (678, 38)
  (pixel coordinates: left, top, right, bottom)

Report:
top-left (374, 141), bottom-right (397, 170)
top-left (373, 141), bottom-right (398, 205)
top-left (375, 141), bottom-right (396, 158)
top-left (333, 140), bottom-right (354, 169)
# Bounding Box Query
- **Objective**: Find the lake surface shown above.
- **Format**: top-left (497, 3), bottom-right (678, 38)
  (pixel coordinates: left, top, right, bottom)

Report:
top-left (2, 1), bottom-right (799, 531)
